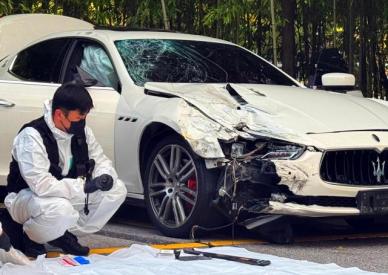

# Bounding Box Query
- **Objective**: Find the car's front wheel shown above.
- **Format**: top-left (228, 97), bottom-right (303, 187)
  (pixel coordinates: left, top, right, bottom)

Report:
top-left (144, 135), bottom-right (218, 238)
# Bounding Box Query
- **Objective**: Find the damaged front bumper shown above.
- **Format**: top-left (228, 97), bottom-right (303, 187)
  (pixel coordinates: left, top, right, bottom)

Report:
top-left (211, 146), bottom-right (388, 230)
top-left (264, 201), bottom-right (359, 217)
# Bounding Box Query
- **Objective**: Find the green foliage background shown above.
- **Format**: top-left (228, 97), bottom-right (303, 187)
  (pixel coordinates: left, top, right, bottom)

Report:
top-left (1, 0), bottom-right (387, 97)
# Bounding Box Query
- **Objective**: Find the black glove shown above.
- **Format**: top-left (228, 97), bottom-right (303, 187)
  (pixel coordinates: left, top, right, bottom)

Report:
top-left (0, 231), bottom-right (11, 252)
top-left (84, 174), bottom-right (114, 194)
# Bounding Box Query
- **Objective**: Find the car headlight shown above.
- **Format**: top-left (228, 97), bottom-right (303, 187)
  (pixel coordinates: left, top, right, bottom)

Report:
top-left (261, 143), bottom-right (305, 160)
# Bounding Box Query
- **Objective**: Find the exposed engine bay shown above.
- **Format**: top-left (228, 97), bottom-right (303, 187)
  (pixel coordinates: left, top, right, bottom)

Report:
top-left (208, 138), bottom-right (316, 243)
top-left (213, 139), bottom-right (302, 214)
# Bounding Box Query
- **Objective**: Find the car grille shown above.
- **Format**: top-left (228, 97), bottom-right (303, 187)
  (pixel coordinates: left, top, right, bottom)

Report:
top-left (320, 149), bottom-right (388, 185)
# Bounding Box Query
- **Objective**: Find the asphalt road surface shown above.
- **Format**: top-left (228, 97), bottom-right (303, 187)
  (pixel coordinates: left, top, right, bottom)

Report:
top-left (82, 203), bottom-right (388, 273)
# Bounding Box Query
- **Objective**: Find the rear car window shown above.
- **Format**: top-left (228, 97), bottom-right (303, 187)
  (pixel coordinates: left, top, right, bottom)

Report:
top-left (11, 38), bottom-right (72, 83)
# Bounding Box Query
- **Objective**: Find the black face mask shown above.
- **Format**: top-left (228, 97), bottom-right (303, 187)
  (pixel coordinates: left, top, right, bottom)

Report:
top-left (67, 119), bottom-right (86, 136)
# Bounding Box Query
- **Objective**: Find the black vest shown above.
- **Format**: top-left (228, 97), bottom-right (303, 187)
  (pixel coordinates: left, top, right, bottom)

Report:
top-left (7, 116), bottom-right (91, 193)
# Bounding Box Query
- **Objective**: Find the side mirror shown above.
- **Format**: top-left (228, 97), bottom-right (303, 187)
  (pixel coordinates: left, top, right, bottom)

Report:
top-left (321, 73), bottom-right (355, 92)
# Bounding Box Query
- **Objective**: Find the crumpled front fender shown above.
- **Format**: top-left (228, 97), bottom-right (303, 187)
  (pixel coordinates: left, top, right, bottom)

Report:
top-left (145, 98), bottom-right (237, 159)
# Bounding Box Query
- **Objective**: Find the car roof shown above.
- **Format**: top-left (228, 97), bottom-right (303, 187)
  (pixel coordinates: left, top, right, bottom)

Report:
top-left (0, 14), bottom-right (93, 59)
top-left (1, 14), bottom-right (235, 59)
top-left (40, 29), bottom-right (235, 45)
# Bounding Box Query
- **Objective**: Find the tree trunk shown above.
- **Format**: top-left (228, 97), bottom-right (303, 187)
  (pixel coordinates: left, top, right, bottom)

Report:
top-left (198, 0), bottom-right (204, 34)
top-left (12, 0), bottom-right (22, 13)
top-left (310, 1), bottom-right (319, 79)
top-left (184, 0), bottom-right (195, 33)
top-left (347, 0), bottom-right (354, 74)
top-left (359, 0), bottom-right (368, 96)
top-left (281, 0), bottom-right (296, 77)
top-left (367, 0), bottom-right (379, 98)
top-left (53, 0), bottom-right (59, 14)
top-left (62, 0), bottom-right (85, 19)
top-left (42, 0), bottom-right (50, 13)
top-left (160, 0), bottom-right (170, 30)
top-left (234, 13), bottom-right (240, 44)
top-left (270, 0), bottom-right (277, 65)
top-left (247, 11), bottom-right (252, 49)
top-left (216, 0), bottom-right (221, 38)
top-left (255, 0), bottom-right (262, 55)
top-left (301, 0), bottom-right (310, 82)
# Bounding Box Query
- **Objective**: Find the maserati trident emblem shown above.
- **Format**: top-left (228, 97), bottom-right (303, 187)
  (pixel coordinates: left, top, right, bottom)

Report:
top-left (372, 157), bottom-right (385, 183)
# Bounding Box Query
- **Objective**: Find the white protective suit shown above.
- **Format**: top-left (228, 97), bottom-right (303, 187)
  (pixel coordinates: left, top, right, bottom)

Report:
top-left (4, 100), bottom-right (127, 244)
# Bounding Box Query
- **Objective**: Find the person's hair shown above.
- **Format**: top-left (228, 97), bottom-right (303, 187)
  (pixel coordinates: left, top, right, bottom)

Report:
top-left (52, 82), bottom-right (94, 116)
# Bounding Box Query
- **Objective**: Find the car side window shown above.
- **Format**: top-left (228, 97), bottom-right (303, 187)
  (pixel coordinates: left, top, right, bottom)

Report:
top-left (64, 40), bottom-right (119, 91)
top-left (10, 38), bottom-right (72, 83)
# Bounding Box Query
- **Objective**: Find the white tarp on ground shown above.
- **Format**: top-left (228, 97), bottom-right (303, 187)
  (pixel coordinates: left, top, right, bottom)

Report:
top-left (0, 244), bottom-right (385, 275)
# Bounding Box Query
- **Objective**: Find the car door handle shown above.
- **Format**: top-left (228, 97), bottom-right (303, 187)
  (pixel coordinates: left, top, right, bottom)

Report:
top-left (0, 99), bottom-right (15, 107)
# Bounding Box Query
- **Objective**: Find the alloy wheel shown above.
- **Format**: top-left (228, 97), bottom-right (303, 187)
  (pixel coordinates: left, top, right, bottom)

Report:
top-left (148, 144), bottom-right (198, 228)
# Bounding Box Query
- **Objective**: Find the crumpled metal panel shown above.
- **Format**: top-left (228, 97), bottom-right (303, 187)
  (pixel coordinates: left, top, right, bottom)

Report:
top-left (144, 82), bottom-right (310, 145)
top-left (176, 100), bottom-right (235, 158)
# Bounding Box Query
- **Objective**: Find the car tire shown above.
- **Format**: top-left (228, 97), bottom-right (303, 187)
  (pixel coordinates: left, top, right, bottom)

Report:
top-left (144, 135), bottom-right (219, 238)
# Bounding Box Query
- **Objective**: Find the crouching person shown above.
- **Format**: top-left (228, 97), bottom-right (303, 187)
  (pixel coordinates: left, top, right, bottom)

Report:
top-left (4, 82), bottom-right (127, 257)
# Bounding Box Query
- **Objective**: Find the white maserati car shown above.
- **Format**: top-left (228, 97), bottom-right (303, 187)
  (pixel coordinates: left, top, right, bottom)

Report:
top-left (1, 14), bottom-right (388, 239)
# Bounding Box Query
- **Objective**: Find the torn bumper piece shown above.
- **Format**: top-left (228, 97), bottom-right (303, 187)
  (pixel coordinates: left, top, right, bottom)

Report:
top-left (239, 201), bottom-right (360, 244)
top-left (212, 155), bottom-right (365, 239)
top-left (266, 189), bottom-right (388, 216)
top-left (263, 201), bottom-right (360, 217)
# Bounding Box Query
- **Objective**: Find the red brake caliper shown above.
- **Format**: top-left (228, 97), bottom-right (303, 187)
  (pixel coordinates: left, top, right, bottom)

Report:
top-left (185, 177), bottom-right (197, 211)
top-left (187, 177), bottom-right (197, 190)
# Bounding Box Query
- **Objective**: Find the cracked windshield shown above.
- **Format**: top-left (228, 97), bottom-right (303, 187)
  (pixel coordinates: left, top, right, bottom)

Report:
top-left (115, 39), bottom-right (296, 86)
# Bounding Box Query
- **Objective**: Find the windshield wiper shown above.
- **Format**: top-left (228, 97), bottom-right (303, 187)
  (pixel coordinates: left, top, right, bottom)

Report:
top-left (0, 55), bottom-right (8, 63)
top-left (225, 83), bottom-right (248, 106)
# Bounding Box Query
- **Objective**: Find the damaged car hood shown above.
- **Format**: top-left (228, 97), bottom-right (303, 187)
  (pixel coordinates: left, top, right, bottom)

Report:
top-left (145, 82), bottom-right (388, 144)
